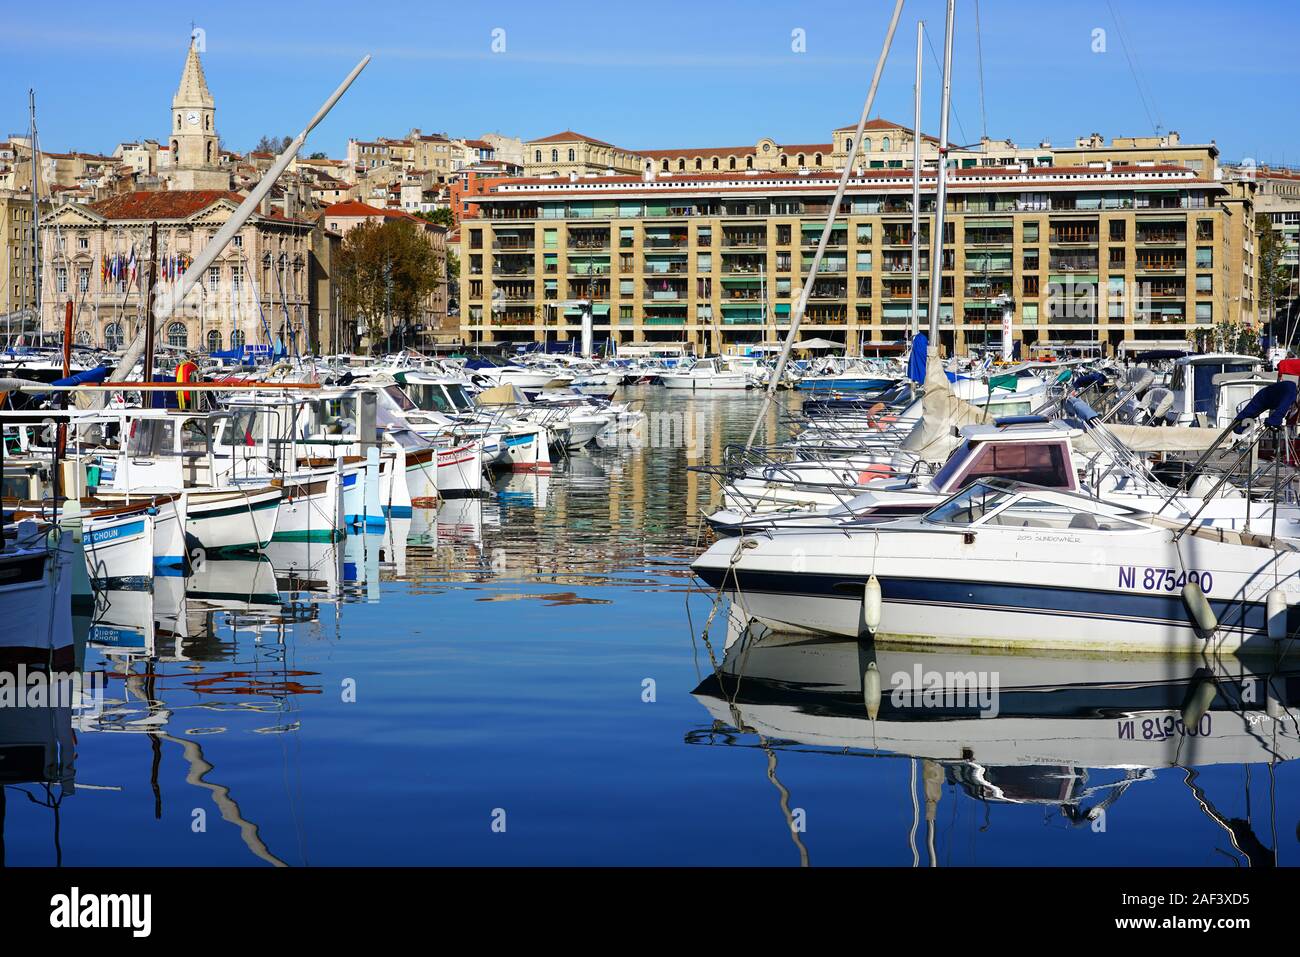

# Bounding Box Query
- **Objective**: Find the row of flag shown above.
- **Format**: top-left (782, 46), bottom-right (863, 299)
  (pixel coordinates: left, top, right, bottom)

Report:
top-left (99, 249), bottom-right (194, 285)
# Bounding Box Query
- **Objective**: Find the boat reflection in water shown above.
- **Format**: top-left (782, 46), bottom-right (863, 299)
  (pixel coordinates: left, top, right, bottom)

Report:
top-left (689, 616), bottom-right (1299, 866)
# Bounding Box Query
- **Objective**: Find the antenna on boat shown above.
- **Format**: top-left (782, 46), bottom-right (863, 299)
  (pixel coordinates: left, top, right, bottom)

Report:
top-left (743, 0), bottom-right (904, 450)
top-left (96, 54), bottom-right (372, 406)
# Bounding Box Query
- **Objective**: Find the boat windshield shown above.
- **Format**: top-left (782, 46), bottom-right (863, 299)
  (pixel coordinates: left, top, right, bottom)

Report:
top-left (125, 418), bottom-right (176, 457)
top-left (927, 482), bottom-right (1144, 531)
top-left (446, 384), bottom-right (474, 411)
top-left (925, 483), bottom-right (1014, 526)
top-left (383, 384), bottom-right (417, 412)
top-left (981, 497), bottom-right (1143, 531)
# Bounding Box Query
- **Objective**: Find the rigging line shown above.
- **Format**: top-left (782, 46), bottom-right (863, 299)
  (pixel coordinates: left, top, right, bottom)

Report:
top-left (920, 20), bottom-right (968, 147)
top-left (973, 0), bottom-right (988, 141)
top-left (1105, 0), bottom-right (1162, 135)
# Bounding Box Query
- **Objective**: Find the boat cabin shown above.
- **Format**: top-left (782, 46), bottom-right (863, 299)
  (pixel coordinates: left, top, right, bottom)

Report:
top-left (1169, 353), bottom-right (1265, 427)
top-left (929, 418), bottom-right (1083, 495)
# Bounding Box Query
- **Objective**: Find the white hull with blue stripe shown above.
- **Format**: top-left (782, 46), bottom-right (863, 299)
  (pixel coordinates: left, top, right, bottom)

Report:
top-left (694, 480), bottom-right (1300, 655)
top-left (82, 508), bottom-right (154, 588)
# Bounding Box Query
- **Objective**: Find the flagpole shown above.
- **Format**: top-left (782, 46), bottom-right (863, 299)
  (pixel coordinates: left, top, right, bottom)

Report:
top-left (143, 222), bottom-right (159, 388)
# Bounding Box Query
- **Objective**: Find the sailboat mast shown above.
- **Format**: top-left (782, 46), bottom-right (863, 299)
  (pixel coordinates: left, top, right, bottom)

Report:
top-left (910, 21), bottom-right (923, 339)
top-left (743, 0), bottom-right (904, 450)
top-left (28, 90), bottom-right (42, 348)
top-left (926, 0), bottom-right (956, 349)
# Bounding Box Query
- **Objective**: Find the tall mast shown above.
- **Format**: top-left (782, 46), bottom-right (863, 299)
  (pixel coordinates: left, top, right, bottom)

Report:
top-left (910, 21), bottom-right (923, 339)
top-left (926, 0), bottom-right (956, 349)
top-left (744, 0), bottom-right (904, 450)
top-left (28, 90), bottom-right (42, 347)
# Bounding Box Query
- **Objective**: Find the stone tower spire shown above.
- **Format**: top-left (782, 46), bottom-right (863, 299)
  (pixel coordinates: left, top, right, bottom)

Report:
top-left (167, 38), bottom-right (227, 189)
top-left (174, 40), bottom-right (215, 111)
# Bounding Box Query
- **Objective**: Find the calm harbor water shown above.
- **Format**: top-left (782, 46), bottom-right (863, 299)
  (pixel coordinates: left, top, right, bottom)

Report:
top-left (4, 388), bottom-right (1297, 867)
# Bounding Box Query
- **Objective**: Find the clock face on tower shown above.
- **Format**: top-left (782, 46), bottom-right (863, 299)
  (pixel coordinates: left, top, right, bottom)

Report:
top-left (186, 111), bottom-right (200, 126)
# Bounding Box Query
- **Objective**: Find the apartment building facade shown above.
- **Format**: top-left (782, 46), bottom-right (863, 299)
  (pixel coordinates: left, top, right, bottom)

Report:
top-left (1, 189), bottom-right (50, 333)
top-left (459, 161), bottom-right (1255, 356)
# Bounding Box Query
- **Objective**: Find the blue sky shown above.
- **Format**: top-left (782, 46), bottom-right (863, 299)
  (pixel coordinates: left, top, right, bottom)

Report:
top-left (3, 0), bottom-right (1297, 166)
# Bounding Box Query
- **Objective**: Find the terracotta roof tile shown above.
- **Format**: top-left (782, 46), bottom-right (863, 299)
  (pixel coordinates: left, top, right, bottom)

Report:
top-left (87, 189), bottom-right (242, 220)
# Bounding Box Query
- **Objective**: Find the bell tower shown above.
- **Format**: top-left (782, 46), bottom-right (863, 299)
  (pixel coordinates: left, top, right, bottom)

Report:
top-left (168, 39), bottom-right (227, 189)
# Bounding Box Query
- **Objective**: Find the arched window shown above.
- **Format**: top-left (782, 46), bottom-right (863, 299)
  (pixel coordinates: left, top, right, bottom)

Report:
top-left (75, 330), bottom-right (91, 345)
top-left (814, 153), bottom-right (822, 166)
top-left (175, 113), bottom-right (181, 130)
top-left (662, 159), bottom-right (669, 172)
top-left (205, 115), bottom-right (211, 130)
top-left (534, 149), bottom-right (541, 162)
top-left (797, 154), bottom-right (805, 166)
top-left (551, 149), bottom-right (558, 162)
top-left (206, 141), bottom-right (213, 164)
top-left (746, 156), bottom-right (753, 169)
top-left (230, 328), bottom-right (246, 352)
top-left (167, 321), bottom-right (187, 348)
top-left (104, 322), bottom-right (123, 350)
top-left (711, 157), bottom-right (719, 170)
top-left (845, 136), bottom-right (853, 153)
top-left (864, 138), bottom-right (872, 152)
top-left (206, 330), bottom-right (221, 353)
top-left (677, 159), bottom-right (685, 171)
top-left (568, 148), bottom-right (575, 162)
top-left (882, 136), bottom-right (891, 151)
top-left (171, 139), bottom-right (178, 155)
top-left (780, 155), bottom-right (788, 167)
top-left (728, 157), bottom-right (736, 170)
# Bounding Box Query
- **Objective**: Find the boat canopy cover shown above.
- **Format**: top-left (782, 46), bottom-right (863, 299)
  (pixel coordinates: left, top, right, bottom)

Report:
top-left (50, 365), bottom-right (110, 388)
top-left (906, 334), bottom-right (928, 384)
top-left (474, 383), bottom-right (526, 405)
top-left (1232, 381), bottom-right (1298, 433)
top-left (1074, 422), bottom-right (1223, 454)
top-left (899, 346), bottom-right (993, 464)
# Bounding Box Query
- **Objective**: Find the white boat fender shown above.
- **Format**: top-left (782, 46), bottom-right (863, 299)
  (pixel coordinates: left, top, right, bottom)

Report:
top-left (1182, 580), bottom-right (1218, 635)
top-left (861, 574), bottom-right (883, 637)
top-left (1180, 675), bottom-right (1218, 730)
top-left (1267, 588), bottom-right (1289, 641)
top-left (863, 661), bottom-right (881, 720)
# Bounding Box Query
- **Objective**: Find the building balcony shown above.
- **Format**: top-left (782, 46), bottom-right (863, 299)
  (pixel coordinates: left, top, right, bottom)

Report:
top-left (1049, 232), bottom-right (1099, 245)
top-left (1135, 230), bottom-right (1186, 245)
top-left (1048, 258), bottom-right (1100, 272)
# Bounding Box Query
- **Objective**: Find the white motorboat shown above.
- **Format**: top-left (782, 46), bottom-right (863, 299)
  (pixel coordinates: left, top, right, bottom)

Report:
top-left (0, 519), bottom-right (76, 669)
top-left (660, 358), bottom-right (750, 391)
top-left (694, 478), bottom-right (1300, 654)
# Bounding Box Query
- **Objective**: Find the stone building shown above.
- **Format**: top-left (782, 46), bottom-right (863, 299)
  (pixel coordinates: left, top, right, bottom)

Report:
top-left (40, 189), bottom-right (316, 353)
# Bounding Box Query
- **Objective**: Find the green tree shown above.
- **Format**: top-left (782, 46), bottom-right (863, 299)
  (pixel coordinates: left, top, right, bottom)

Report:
top-left (308, 151), bottom-right (329, 160)
top-left (253, 134), bottom-right (292, 154)
top-left (1257, 212), bottom-right (1293, 340)
top-left (416, 206), bottom-right (455, 229)
top-left (337, 220), bottom-right (442, 353)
